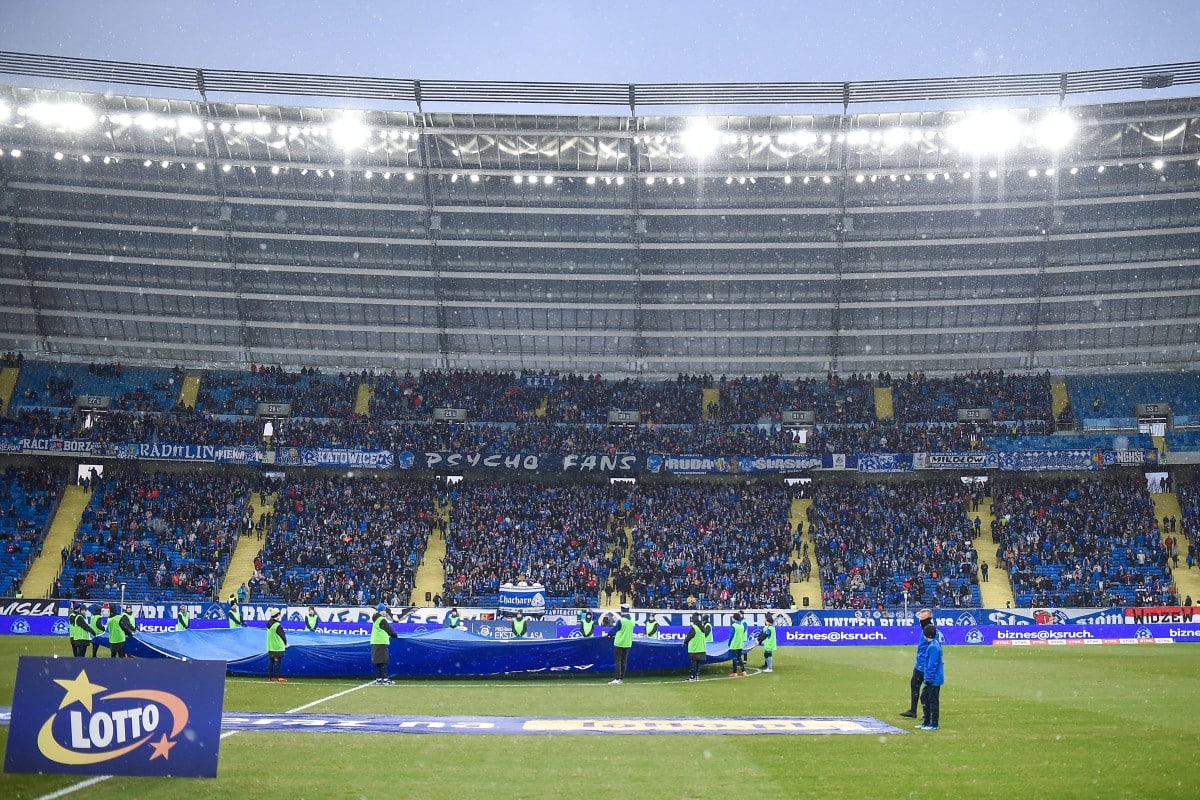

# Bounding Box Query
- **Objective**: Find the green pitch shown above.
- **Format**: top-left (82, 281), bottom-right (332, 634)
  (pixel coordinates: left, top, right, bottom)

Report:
top-left (1, 636), bottom-right (1197, 799)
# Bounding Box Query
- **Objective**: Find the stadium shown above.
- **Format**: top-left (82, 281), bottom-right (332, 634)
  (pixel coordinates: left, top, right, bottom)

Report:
top-left (0, 31), bottom-right (1198, 800)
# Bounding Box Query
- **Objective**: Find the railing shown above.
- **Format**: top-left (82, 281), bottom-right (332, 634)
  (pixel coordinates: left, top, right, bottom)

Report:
top-left (0, 50), bottom-right (1198, 108)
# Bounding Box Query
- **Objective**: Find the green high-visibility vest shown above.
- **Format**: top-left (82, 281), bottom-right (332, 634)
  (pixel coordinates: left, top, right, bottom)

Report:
top-left (730, 620), bottom-right (747, 649)
top-left (581, 618), bottom-right (595, 637)
top-left (644, 619), bottom-right (659, 637)
top-left (266, 620), bottom-right (286, 652)
top-left (371, 614), bottom-right (391, 645)
top-left (763, 624), bottom-right (777, 652)
top-left (69, 612), bottom-right (89, 641)
top-left (176, 610), bottom-right (190, 631)
top-left (613, 616), bottom-right (634, 648)
top-left (106, 614), bottom-right (126, 645)
top-left (687, 624), bottom-right (707, 654)
top-left (512, 617), bottom-right (527, 637)
top-left (305, 613), bottom-right (319, 631)
top-left (446, 613), bottom-right (460, 629)
top-left (228, 605), bottom-right (244, 628)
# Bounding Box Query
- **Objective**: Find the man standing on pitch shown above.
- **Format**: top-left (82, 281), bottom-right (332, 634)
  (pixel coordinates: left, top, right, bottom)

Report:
top-left (266, 608), bottom-right (287, 682)
top-left (901, 608), bottom-right (933, 718)
top-left (607, 605), bottom-right (634, 684)
top-left (918, 624), bottom-right (944, 730)
top-left (371, 603), bottom-right (399, 684)
top-left (684, 613), bottom-right (707, 682)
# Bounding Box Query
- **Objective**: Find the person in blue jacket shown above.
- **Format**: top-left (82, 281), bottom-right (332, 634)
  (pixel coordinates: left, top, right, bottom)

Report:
top-left (900, 608), bottom-right (934, 718)
top-left (917, 624), bottom-right (945, 731)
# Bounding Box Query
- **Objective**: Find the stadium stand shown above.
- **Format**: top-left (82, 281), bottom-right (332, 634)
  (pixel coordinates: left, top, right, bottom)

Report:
top-left (991, 476), bottom-right (1175, 607)
top-left (58, 470), bottom-right (249, 601)
top-left (1066, 372), bottom-right (1200, 429)
top-left (197, 367), bottom-right (357, 418)
top-left (441, 482), bottom-right (620, 608)
top-left (255, 476), bottom-right (439, 606)
top-left (806, 481), bottom-right (981, 609)
top-left (10, 362), bottom-right (180, 412)
top-left (0, 466), bottom-right (60, 596)
top-left (628, 483), bottom-right (793, 609)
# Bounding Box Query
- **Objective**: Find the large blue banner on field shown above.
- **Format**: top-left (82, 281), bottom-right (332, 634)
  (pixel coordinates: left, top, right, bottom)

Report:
top-left (499, 585), bottom-right (548, 615)
top-left (4, 656), bottom-right (224, 777)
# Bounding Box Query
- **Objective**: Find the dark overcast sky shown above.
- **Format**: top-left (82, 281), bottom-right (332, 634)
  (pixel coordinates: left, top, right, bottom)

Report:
top-left (1, 0), bottom-right (1196, 84)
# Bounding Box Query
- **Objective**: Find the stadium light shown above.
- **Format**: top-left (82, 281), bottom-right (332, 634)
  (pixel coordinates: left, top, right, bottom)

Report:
top-left (946, 110), bottom-right (1022, 154)
top-left (176, 116), bottom-right (203, 134)
top-left (53, 151), bottom-right (63, 160)
top-left (680, 118), bottom-right (720, 159)
top-left (9, 149), bottom-right (20, 158)
top-left (1034, 111), bottom-right (1076, 151)
top-left (0, 101), bottom-right (8, 122)
top-left (27, 101), bottom-right (95, 130)
top-left (330, 113), bottom-right (370, 150)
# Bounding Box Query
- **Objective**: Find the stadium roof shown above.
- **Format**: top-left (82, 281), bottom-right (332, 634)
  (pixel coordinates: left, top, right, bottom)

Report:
top-left (0, 52), bottom-right (1198, 377)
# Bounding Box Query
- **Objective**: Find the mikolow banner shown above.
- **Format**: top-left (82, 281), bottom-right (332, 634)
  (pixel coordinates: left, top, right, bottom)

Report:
top-left (4, 657), bottom-right (224, 778)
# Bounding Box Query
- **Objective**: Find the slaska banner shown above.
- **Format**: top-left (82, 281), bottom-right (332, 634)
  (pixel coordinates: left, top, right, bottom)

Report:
top-left (4, 657), bottom-right (225, 777)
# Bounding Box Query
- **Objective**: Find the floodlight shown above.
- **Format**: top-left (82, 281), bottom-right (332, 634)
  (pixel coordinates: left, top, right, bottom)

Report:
top-left (176, 116), bottom-right (203, 134)
top-left (645, 176), bottom-right (655, 185)
top-left (81, 154), bottom-right (90, 163)
top-left (1152, 159), bottom-right (1164, 170)
top-left (854, 174), bottom-right (864, 183)
top-left (134, 113), bottom-right (157, 130)
top-left (53, 152), bottom-right (63, 160)
top-left (0, 102), bottom-right (8, 122)
top-left (143, 159), bottom-right (152, 167)
top-left (543, 175), bottom-right (553, 185)
top-left (586, 176), bottom-right (596, 185)
top-left (1034, 112), bottom-right (1076, 150)
top-left (27, 102), bottom-right (95, 130)
top-left (988, 169), bottom-right (998, 178)
top-left (470, 174), bottom-right (480, 183)
top-left (195, 162), bottom-right (205, 171)
top-left (783, 175), bottom-right (792, 184)
top-left (405, 172), bottom-right (415, 181)
top-left (845, 130), bottom-right (870, 145)
top-left (364, 170), bottom-right (374, 179)
top-left (330, 113), bottom-right (370, 150)
top-left (1027, 168), bottom-right (1038, 177)
top-left (514, 175), bottom-right (523, 184)
top-left (9, 149), bottom-right (20, 158)
top-left (252, 122), bottom-right (270, 136)
top-left (615, 176), bottom-right (624, 185)
top-left (946, 110), bottom-right (1022, 154)
top-left (681, 118), bottom-right (715, 158)
top-left (270, 165), bottom-right (280, 175)
top-left (222, 164), bottom-right (231, 172)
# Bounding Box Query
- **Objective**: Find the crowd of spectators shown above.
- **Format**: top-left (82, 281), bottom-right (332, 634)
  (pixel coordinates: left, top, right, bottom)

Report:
top-left (255, 476), bottom-right (440, 606)
top-left (197, 366), bottom-right (358, 418)
top-left (59, 469), bottom-right (251, 601)
top-left (806, 482), bottom-right (981, 609)
top-left (717, 373), bottom-right (878, 424)
top-left (892, 371), bottom-right (1054, 425)
top-left (441, 482), bottom-right (622, 607)
top-left (629, 483), bottom-right (794, 609)
top-left (991, 476), bottom-right (1175, 608)
top-left (11, 362), bottom-right (181, 412)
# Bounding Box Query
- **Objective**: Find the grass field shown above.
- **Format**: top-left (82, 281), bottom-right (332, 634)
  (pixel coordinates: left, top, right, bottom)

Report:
top-left (1, 636), bottom-right (1197, 799)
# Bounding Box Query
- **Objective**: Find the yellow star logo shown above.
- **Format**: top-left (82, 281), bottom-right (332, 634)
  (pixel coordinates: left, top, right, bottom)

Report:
top-left (148, 733), bottom-right (176, 761)
top-left (53, 670), bottom-right (107, 712)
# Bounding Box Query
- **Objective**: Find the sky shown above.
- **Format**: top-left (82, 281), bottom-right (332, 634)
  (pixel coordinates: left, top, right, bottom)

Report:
top-left (0, 0), bottom-right (1196, 86)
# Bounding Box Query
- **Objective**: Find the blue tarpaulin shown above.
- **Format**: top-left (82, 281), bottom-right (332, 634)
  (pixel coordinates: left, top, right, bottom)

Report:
top-left (117, 628), bottom-right (754, 678)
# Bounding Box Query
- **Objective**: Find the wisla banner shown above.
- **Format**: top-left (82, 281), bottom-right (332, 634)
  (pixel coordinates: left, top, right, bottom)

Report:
top-left (4, 657), bottom-right (225, 777)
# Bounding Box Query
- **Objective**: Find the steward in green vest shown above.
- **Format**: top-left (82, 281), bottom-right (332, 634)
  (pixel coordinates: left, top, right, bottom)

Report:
top-left (445, 609), bottom-right (461, 629)
top-left (305, 606), bottom-right (319, 632)
top-left (644, 618), bottom-right (660, 638)
top-left (702, 614), bottom-right (714, 643)
top-left (370, 604), bottom-right (398, 684)
top-left (728, 611), bottom-right (748, 676)
top-left (580, 611), bottom-right (595, 637)
top-left (106, 606), bottom-right (135, 658)
top-left (511, 611), bottom-right (528, 638)
top-left (758, 613), bottom-right (778, 672)
top-left (606, 606), bottom-right (635, 684)
top-left (227, 598), bottom-right (245, 628)
top-left (266, 609), bottom-right (287, 682)
top-left (685, 616), bottom-right (708, 681)
top-left (68, 602), bottom-right (91, 657)
top-left (176, 607), bottom-right (190, 631)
